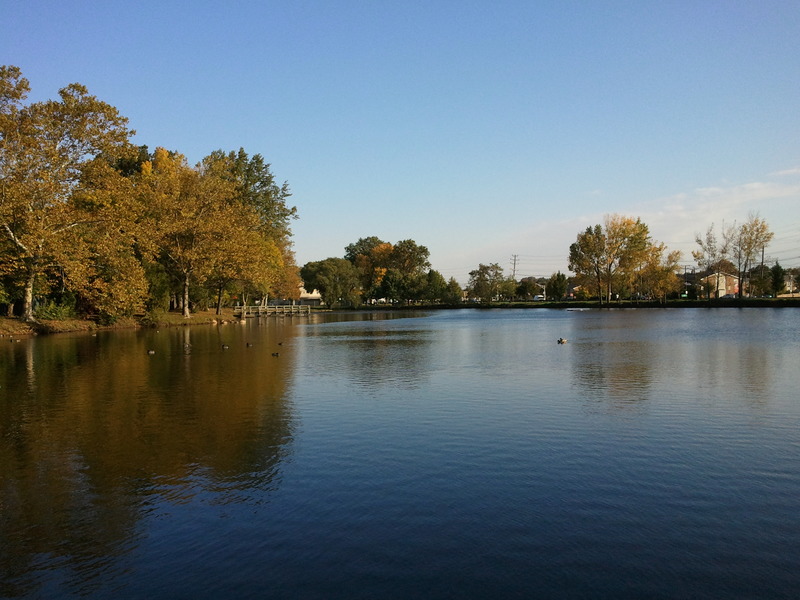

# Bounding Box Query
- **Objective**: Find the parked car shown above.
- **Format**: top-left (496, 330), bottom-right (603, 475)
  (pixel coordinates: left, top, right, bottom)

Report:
top-left (533, 295), bottom-right (545, 301)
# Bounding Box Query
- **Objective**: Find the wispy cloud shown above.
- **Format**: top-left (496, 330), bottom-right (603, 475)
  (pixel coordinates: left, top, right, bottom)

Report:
top-left (436, 170), bottom-right (800, 283)
top-left (494, 174), bottom-right (800, 276)
top-left (771, 166), bottom-right (800, 176)
top-left (627, 178), bottom-right (800, 260)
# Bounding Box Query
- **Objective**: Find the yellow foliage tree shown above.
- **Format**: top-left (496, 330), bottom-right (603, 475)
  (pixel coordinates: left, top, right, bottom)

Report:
top-left (0, 65), bottom-right (134, 320)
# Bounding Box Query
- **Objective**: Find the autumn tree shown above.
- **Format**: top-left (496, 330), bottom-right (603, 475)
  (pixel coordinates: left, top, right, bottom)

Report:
top-left (345, 237), bottom-right (430, 301)
top-left (726, 213), bottom-right (774, 298)
top-left (692, 223), bottom-right (731, 299)
top-left (137, 148), bottom-right (258, 317)
top-left (196, 150), bottom-right (297, 309)
top-left (200, 149), bottom-right (298, 303)
top-left (0, 65), bottom-right (134, 321)
top-left (638, 243), bottom-right (682, 302)
top-left (603, 214), bottom-right (650, 300)
top-left (268, 244), bottom-right (302, 302)
top-left (570, 215), bottom-right (659, 303)
top-left (345, 237), bottom-right (392, 299)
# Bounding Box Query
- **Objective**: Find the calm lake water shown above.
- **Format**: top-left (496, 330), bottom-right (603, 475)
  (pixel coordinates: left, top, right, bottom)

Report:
top-left (2, 308), bottom-right (799, 599)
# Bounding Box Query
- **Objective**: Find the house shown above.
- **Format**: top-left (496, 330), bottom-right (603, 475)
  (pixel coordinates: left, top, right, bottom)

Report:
top-left (298, 286), bottom-right (323, 306)
top-left (698, 272), bottom-right (738, 298)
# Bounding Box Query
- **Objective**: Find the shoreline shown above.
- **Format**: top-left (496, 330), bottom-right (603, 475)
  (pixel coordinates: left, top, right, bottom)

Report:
top-left (3, 297), bottom-right (799, 338)
top-left (0, 309), bottom-right (243, 338)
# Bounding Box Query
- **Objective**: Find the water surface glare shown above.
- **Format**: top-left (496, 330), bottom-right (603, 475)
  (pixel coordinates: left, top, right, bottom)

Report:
top-left (1, 308), bottom-right (799, 598)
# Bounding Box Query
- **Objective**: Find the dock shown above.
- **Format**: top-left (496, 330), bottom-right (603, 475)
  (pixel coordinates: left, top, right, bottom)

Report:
top-left (233, 305), bottom-right (312, 318)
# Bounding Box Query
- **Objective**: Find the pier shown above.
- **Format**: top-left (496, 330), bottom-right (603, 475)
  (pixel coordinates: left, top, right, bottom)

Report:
top-left (233, 305), bottom-right (312, 318)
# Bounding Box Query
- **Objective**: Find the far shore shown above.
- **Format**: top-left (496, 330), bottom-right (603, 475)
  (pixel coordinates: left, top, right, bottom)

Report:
top-left (2, 296), bottom-right (799, 338)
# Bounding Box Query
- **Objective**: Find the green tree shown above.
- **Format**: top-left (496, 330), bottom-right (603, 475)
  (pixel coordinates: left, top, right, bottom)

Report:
top-left (390, 239), bottom-right (431, 276)
top-left (517, 277), bottom-right (540, 299)
top-left (545, 271), bottom-right (568, 300)
top-left (770, 261), bottom-right (786, 296)
top-left (442, 277), bottom-right (463, 304)
top-left (0, 65), bottom-right (133, 321)
top-left (344, 236), bottom-right (387, 263)
top-left (377, 268), bottom-right (406, 303)
top-left (300, 258), bottom-right (361, 307)
top-left (422, 269), bottom-right (447, 303)
top-left (468, 263), bottom-right (504, 302)
top-left (497, 277), bottom-right (517, 301)
top-left (569, 224), bottom-right (606, 302)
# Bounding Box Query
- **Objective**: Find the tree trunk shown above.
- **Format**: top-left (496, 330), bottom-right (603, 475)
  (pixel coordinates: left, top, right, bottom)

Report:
top-left (23, 269), bottom-right (36, 322)
top-left (216, 285), bottom-right (223, 315)
top-left (182, 274), bottom-right (191, 318)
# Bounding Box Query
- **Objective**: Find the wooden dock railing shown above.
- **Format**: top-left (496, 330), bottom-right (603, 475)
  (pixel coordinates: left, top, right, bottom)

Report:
top-left (233, 305), bottom-right (312, 318)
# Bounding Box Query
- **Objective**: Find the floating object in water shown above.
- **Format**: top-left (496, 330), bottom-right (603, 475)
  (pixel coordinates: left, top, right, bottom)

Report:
top-left (557, 338), bottom-right (568, 344)
top-left (272, 352), bottom-right (280, 357)
top-left (222, 344), bottom-right (230, 350)
top-left (147, 349), bottom-right (156, 355)
top-left (246, 342), bottom-right (253, 347)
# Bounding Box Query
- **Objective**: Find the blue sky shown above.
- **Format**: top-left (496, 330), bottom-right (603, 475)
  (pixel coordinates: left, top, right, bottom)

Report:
top-left (4, 0), bottom-right (799, 283)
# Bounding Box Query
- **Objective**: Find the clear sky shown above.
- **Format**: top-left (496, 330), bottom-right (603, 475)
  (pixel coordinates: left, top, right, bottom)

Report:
top-left (4, 0), bottom-right (799, 283)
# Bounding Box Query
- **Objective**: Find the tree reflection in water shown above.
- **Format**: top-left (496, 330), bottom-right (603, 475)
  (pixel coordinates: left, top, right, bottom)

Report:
top-left (0, 321), bottom-right (296, 597)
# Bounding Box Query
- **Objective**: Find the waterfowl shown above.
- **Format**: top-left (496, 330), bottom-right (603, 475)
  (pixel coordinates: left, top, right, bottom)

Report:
top-left (147, 349), bottom-right (156, 355)
top-left (221, 344), bottom-right (230, 350)
top-left (557, 338), bottom-right (567, 344)
top-left (271, 352), bottom-right (280, 357)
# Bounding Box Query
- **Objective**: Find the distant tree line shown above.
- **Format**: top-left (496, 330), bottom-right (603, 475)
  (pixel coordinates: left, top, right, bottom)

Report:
top-left (300, 210), bottom-right (793, 308)
top-left (0, 66), bottom-right (299, 322)
top-left (301, 236), bottom-right (463, 307)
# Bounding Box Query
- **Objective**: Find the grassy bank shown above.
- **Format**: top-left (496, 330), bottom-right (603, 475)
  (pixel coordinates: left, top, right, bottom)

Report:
top-left (0, 308), bottom-right (242, 338)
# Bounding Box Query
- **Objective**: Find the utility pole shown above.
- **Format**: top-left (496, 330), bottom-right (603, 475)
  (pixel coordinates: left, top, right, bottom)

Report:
top-left (510, 254), bottom-right (518, 280)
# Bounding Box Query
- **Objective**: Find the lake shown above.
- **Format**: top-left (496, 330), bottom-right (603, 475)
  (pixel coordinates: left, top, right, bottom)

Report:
top-left (1, 308), bottom-right (799, 599)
